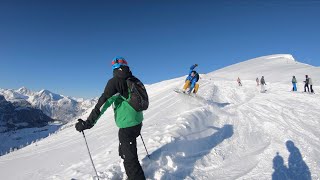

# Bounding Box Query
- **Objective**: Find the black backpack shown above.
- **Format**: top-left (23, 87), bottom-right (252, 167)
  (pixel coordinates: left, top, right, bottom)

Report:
top-left (126, 77), bottom-right (149, 112)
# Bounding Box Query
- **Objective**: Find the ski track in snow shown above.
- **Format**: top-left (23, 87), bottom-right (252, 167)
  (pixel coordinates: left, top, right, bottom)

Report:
top-left (0, 54), bottom-right (319, 180)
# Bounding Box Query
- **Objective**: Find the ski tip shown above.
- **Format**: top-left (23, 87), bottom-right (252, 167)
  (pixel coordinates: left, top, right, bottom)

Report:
top-left (173, 89), bottom-right (185, 94)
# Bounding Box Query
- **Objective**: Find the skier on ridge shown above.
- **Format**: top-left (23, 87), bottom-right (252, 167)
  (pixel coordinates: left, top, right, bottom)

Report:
top-left (256, 77), bottom-right (260, 86)
top-left (237, 77), bottom-right (242, 86)
top-left (309, 76), bottom-right (314, 93)
top-left (292, 76), bottom-right (297, 91)
top-left (182, 64), bottom-right (200, 94)
top-left (304, 75), bottom-right (310, 93)
top-left (260, 76), bottom-right (267, 93)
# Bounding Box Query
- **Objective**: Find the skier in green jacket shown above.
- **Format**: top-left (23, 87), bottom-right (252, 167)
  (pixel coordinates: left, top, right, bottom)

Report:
top-left (75, 56), bottom-right (146, 180)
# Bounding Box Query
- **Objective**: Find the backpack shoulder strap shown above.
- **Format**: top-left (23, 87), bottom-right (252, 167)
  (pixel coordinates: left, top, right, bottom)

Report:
top-left (121, 78), bottom-right (133, 101)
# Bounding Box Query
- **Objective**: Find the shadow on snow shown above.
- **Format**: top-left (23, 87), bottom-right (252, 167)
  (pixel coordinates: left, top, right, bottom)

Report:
top-left (272, 140), bottom-right (311, 180)
top-left (142, 124), bottom-right (233, 179)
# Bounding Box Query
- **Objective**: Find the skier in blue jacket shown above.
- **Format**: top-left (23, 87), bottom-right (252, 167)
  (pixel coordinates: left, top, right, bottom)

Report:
top-left (182, 64), bottom-right (200, 94)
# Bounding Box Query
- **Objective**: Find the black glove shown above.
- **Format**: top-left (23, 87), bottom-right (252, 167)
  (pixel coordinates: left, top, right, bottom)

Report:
top-left (75, 119), bottom-right (91, 132)
top-left (195, 64), bottom-right (198, 67)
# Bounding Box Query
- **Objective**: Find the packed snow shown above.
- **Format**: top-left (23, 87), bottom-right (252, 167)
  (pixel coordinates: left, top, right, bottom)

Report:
top-left (0, 54), bottom-right (319, 180)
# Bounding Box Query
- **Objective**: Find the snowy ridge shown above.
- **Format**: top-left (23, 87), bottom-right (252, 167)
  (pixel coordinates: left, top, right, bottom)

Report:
top-left (209, 54), bottom-right (319, 84)
top-left (0, 87), bottom-right (97, 121)
top-left (0, 54), bottom-right (319, 179)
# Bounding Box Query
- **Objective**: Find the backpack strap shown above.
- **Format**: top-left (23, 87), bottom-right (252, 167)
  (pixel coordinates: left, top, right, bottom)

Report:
top-left (121, 78), bottom-right (132, 101)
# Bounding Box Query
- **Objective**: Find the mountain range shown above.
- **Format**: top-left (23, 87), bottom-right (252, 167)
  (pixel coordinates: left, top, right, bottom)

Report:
top-left (0, 87), bottom-right (97, 155)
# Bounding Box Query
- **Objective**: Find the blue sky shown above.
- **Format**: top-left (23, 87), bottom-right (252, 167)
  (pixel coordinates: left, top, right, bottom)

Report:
top-left (1, 0), bottom-right (319, 98)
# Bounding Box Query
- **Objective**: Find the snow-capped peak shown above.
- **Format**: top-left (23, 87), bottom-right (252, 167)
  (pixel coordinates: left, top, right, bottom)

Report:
top-left (17, 86), bottom-right (33, 96)
top-left (38, 89), bottom-right (53, 96)
top-left (209, 54), bottom-right (319, 84)
top-left (37, 89), bottom-right (64, 101)
top-left (256, 54), bottom-right (295, 62)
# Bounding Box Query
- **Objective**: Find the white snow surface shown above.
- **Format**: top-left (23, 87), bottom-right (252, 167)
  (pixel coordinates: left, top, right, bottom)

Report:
top-left (0, 54), bottom-right (319, 179)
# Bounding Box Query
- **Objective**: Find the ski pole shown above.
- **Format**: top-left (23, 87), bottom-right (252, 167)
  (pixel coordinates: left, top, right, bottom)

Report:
top-left (82, 131), bottom-right (100, 180)
top-left (140, 134), bottom-right (150, 159)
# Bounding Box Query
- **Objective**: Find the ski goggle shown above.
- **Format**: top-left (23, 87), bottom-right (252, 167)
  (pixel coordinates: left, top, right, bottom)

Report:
top-left (112, 59), bottom-right (128, 70)
top-left (111, 59), bottom-right (128, 65)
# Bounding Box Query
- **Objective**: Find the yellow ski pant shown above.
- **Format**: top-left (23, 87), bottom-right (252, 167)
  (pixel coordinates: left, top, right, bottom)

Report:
top-left (183, 80), bottom-right (199, 93)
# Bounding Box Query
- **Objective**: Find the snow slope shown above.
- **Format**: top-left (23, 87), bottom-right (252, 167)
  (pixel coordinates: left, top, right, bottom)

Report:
top-left (0, 54), bottom-right (319, 180)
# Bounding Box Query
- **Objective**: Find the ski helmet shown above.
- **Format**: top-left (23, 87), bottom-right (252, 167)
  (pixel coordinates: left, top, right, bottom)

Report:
top-left (111, 56), bottom-right (128, 70)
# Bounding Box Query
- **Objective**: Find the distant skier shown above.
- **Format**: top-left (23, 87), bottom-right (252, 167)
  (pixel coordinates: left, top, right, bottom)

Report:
top-left (182, 64), bottom-right (200, 94)
top-left (292, 76), bottom-right (297, 91)
top-left (309, 76), bottom-right (314, 93)
top-left (256, 77), bottom-right (260, 86)
top-left (260, 76), bottom-right (267, 93)
top-left (75, 56), bottom-right (147, 180)
top-left (237, 77), bottom-right (242, 86)
top-left (304, 75), bottom-right (310, 92)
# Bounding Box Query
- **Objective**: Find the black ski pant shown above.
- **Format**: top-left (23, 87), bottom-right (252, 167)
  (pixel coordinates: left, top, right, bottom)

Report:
top-left (304, 84), bottom-right (309, 92)
top-left (310, 85), bottom-right (314, 93)
top-left (118, 123), bottom-right (145, 180)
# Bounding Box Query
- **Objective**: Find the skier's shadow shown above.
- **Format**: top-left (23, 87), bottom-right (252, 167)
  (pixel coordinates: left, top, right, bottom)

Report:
top-left (272, 140), bottom-right (311, 180)
top-left (272, 152), bottom-right (290, 180)
top-left (207, 101), bottom-right (230, 108)
top-left (192, 95), bottom-right (230, 108)
top-left (142, 124), bottom-right (233, 179)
